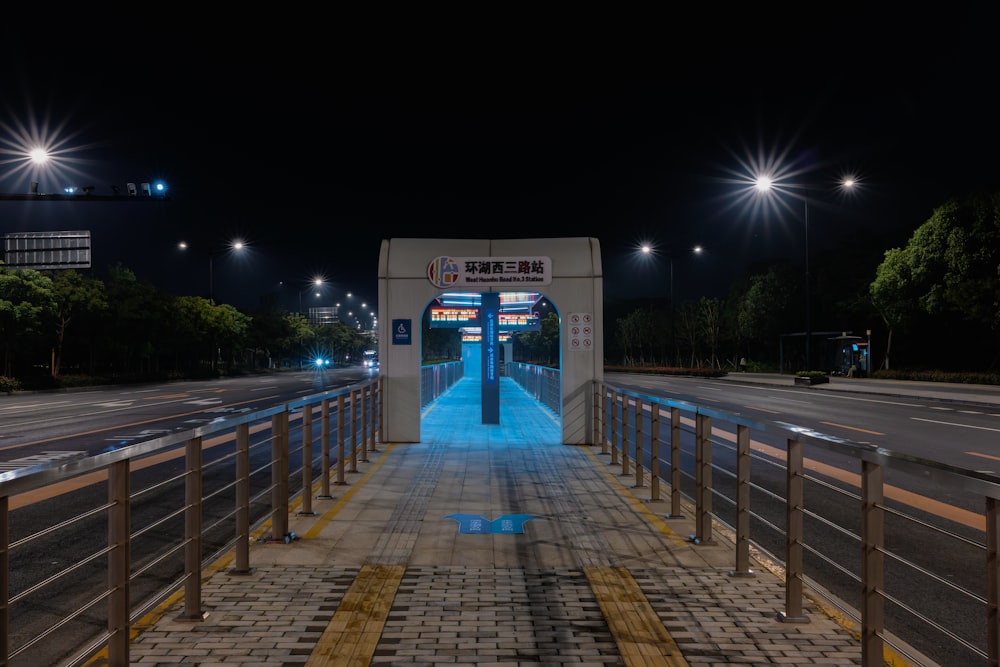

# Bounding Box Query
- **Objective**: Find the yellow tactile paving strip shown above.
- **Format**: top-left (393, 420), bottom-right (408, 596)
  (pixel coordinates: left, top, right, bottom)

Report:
top-left (585, 565), bottom-right (690, 667)
top-left (305, 564), bottom-right (405, 667)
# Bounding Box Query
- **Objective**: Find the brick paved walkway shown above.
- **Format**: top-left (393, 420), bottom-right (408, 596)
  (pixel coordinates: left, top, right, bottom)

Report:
top-left (121, 376), bottom-right (877, 667)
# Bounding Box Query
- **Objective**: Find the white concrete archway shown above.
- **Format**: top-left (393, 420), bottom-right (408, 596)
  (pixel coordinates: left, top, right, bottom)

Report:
top-left (377, 237), bottom-right (603, 445)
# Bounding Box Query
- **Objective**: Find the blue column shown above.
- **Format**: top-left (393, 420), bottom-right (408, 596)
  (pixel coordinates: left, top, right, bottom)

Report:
top-left (480, 292), bottom-right (500, 424)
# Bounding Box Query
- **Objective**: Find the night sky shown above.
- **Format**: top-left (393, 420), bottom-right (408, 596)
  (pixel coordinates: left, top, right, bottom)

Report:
top-left (2, 11), bottom-right (997, 314)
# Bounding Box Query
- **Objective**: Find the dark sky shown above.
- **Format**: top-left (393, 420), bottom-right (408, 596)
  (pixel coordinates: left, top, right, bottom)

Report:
top-left (2, 11), bottom-right (997, 313)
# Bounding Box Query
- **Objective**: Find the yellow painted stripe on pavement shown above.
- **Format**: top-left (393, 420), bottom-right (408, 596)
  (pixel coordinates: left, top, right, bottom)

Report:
top-left (306, 564), bottom-right (406, 666)
top-left (584, 565), bottom-right (689, 667)
top-left (302, 443), bottom-right (396, 539)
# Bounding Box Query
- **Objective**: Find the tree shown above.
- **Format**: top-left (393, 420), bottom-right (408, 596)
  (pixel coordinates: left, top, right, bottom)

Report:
top-left (285, 313), bottom-right (314, 368)
top-left (732, 263), bottom-right (800, 371)
top-left (675, 303), bottom-right (702, 367)
top-left (209, 302), bottom-right (252, 369)
top-left (316, 321), bottom-right (369, 366)
top-left (46, 270), bottom-right (108, 377)
top-left (423, 325), bottom-right (460, 361)
top-left (699, 297), bottom-right (724, 369)
top-left (0, 267), bottom-right (55, 377)
top-left (870, 191), bottom-right (1000, 370)
top-left (515, 312), bottom-right (561, 366)
top-left (246, 298), bottom-right (296, 369)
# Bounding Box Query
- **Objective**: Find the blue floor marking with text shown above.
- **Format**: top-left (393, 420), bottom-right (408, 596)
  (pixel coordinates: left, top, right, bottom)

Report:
top-left (445, 513), bottom-right (537, 534)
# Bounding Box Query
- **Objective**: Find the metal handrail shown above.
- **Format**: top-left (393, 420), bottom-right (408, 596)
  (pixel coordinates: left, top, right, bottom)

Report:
top-left (596, 379), bottom-right (1000, 667)
top-left (4, 370), bottom-right (998, 667)
top-left (0, 377), bottom-right (382, 667)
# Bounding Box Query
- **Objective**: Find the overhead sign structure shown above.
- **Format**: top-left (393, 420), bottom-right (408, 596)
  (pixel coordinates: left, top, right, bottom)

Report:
top-left (427, 256), bottom-right (551, 288)
top-left (3, 230), bottom-right (92, 270)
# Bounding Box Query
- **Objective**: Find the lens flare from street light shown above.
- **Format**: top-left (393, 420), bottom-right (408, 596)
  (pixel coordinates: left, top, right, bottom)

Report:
top-left (1, 110), bottom-right (99, 192)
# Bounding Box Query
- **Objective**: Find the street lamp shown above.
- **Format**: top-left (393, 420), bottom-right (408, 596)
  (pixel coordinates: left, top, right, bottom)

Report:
top-left (299, 277), bottom-right (324, 315)
top-left (752, 175), bottom-right (856, 371)
top-left (639, 243), bottom-right (704, 366)
top-left (178, 239), bottom-right (246, 303)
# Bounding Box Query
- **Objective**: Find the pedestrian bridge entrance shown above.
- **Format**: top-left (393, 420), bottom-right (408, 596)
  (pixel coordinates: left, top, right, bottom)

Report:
top-left (377, 237), bottom-right (603, 445)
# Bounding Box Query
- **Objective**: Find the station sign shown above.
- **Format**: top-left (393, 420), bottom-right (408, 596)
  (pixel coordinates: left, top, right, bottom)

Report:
top-left (427, 256), bottom-right (551, 288)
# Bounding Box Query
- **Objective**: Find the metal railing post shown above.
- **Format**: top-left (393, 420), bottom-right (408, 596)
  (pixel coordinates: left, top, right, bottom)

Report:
top-left (359, 386), bottom-right (369, 463)
top-left (271, 412), bottom-right (289, 542)
top-left (319, 398), bottom-right (332, 498)
top-left (335, 394), bottom-right (347, 486)
top-left (300, 404), bottom-right (315, 515)
top-left (610, 389), bottom-right (619, 465)
top-left (621, 397), bottom-right (630, 477)
top-left (179, 437), bottom-right (205, 620)
top-left (377, 377), bottom-right (384, 446)
top-left (365, 380), bottom-right (378, 454)
top-left (780, 436), bottom-right (807, 622)
top-left (729, 424), bottom-right (753, 576)
top-left (350, 389), bottom-right (360, 472)
top-left (648, 403), bottom-right (660, 501)
top-left (592, 381), bottom-right (601, 449)
top-left (107, 459), bottom-right (131, 665)
top-left (0, 496), bottom-right (6, 666)
top-left (861, 459), bottom-right (885, 658)
top-left (694, 413), bottom-right (713, 544)
top-left (231, 423), bottom-right (252, 574)
top-left (668, 407), bottom-right (683, 518)
top-left (633, 397), bottom-right (644, 488)
top-left (600, 384), bottom-right (609, 455)
top-left (989, 496), bottom-right (1000, 667)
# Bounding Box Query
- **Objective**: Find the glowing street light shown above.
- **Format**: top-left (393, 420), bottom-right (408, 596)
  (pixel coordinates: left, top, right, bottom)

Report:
top-left (299, 277), bottom-right (325, 314)
top-left (638, 242), bottom-right (704, 366)
top-left (178, 239), bottom-right (246, 303)
top-left (751, 174), bottom-right (856, 371)
top-left (28, 148), bottom-right (49, 165)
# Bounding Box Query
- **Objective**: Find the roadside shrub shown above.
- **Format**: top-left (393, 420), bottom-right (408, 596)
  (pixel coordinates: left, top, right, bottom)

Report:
top-left (0, 376), bottom-right (22, 394)
top-left (870, 369), bottom-right (1000, 386)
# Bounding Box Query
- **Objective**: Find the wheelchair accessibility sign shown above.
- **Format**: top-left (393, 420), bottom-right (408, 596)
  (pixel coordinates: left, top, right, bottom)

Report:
top-left (392, 319), bottom-right (411, 345)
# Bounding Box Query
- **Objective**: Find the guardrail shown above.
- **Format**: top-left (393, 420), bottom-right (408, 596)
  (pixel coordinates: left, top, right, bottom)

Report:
top-left (420, 361), bottom-right (464, 408)
top-left (596, 380), bottom-right (1000, 667)
top-left (505, 361), bottom-right (561, 415)
top-left (0, 377), bottom-right (383, 667)
top-left (4, 369), bottom-right (996, 667)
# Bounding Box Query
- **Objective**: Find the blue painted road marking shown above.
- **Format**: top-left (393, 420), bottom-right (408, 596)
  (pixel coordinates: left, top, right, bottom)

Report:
top-left (445, 513), bottom-right (537, 534)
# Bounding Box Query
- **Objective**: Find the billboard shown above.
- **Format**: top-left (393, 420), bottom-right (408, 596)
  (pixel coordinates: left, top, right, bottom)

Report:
top-left (3, 230), bottom-right (92, 270)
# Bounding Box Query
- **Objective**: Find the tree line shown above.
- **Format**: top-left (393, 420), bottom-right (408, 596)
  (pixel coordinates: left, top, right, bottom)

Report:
top-left (0, 262), bottom-right (374, 389)
top-left (606, 189), bottom-right (1000, 374)
top-left (3, 188), bottom-right (998, 387)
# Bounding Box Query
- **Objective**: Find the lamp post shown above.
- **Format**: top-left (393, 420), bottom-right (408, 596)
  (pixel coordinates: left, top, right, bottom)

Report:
top-left (752, 175), bottom-right (855, 372)
top-left (639, 243), bottom-right (703, 366)
top-left (299, 277), bottom-right (324, 315)
top-left (179, 239), bottom-right (245, 304)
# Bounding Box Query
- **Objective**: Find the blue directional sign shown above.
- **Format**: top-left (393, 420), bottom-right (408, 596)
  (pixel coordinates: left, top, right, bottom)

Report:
top-left (445, 513), bottom-right (537, 534)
